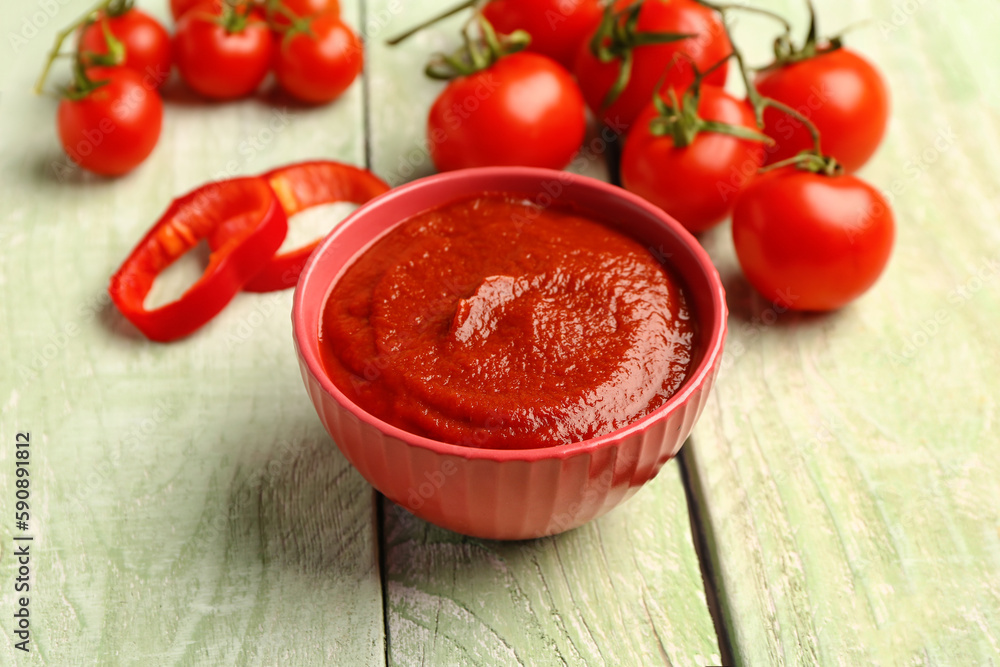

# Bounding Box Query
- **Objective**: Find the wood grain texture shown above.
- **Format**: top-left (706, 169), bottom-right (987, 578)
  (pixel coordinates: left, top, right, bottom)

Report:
top-left (364, 2), bottom-right (721, 665)
top-left (5, 0), bottom-right (999, 664)
top-left (685, 1), bottom-right (1000, 664)
top-left (0, 1), bottom-right (384, 664)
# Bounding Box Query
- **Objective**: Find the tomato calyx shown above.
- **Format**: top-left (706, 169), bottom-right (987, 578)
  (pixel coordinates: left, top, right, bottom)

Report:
top-left (78, 14), bottom-right (127, 68)
top-left (423, 14), bottom-right (530, 80)
top-left (647, 56), bottom-right (771, 148)
top-left (588, 1), bottom-right (694, 109)
top-left (35, 0), bottom-right (124, 95)
top-left (214, 1), bottom-right (261, 35)
top-left (104, 0), bottom-right (134, 17)
top-left (691, 0), bottom-right (840, 176)
top-left (60, 59), bottom-right (113, 101)
top-left (262, 0), bottom-right (313, 36)
top-left (760, 0), bottom-right (845, 71)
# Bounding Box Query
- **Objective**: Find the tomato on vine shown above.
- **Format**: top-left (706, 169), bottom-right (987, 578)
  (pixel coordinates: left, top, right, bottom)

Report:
top-left (274, 14), bottom-right (362, 104)
top-left (79, 6), bottom-right (172, 88)
top-left (755, 4), bottom-right (890, 173)
top-left (170, 0), bottom-right (203, 21)
top-left (57, 66), bottom-right (164, 176)
top-left (388, 0), bottom-right (604, 72)
top-left (173, 1), bottom-right (274, 100)
top-left (265, 0), bottom-right (341, 29)
top-left (732, 165), bottom-right (895, 311)
top-left (481, 0), bottom-right (604, 70)
top-left (573, 0), bottom-right (731, 130)
top-left (425, 18), bottom-right (586, 172)
top-left (621, 74), bottom-right (767, 233)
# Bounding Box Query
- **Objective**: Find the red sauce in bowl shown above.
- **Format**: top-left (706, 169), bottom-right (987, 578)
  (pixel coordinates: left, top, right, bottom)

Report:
top-left (319, 194), bottom-right (696, 449)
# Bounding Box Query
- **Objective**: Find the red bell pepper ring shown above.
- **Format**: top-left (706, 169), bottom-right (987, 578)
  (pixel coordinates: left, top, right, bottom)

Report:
top-left (109, 177), bottom-right (288, 342)
top-left (241, 160), bottom-right (390, 292)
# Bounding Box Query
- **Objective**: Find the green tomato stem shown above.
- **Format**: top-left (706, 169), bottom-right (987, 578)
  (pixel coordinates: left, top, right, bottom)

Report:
top-left (33, 0), bottom-right (113, 95)
top-left (692, 0), bottom-right (836, 174)
top-left (423, 12), bottom-right (529, 81)
top-left (693, 0), bottom-right (793, 36)
top-left (386, 0), bottom-right (482, 46)
top-left (590, 0), bottom-right (693, 109)
top-left (760, 97), bottom-right (823, 155)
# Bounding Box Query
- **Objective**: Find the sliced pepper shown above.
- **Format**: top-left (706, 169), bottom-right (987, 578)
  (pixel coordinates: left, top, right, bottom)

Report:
top-left (241, 160), bottom-right (391, 293)
top-left (109, 177), bottom-right (287, 342)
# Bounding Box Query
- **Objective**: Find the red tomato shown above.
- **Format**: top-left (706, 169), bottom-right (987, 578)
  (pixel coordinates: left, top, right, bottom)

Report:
top-left (428, 52), bottom-right (586, 171)
top-left (621, 86), bottom-right (764, 233)
top-left (756, 48), bottom-right (890, 173)
top-left (481, 0), bottom-right (604, 71)
top-left (274, 15), bottom-right (361, 104)
top-left (732, 167), bottom-right (895, 311)
top-left (574, 0), bottom-right (730, 131)
top-left (79, 9), bottom-right (172, 88)
top-left (170, 0), bottom-right (203, 21)
top-left (268, 0), bottom-right (341, 29)
top-left (173, 2), bottom-right (274, 100)
top-left (57, 67), bottom-right (163, 176)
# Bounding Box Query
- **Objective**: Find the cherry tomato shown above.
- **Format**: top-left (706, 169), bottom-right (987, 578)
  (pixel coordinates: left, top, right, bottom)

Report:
top-left (173, 1), bottom-right (274, 100)
top-left (79, 9), bottom-right (172, 88)
top-left (57, 67), bottom-right (163, 176)
top-left (481, 0), bottom-right (604, 71)
top-left (756, 48), bottom-right (890, 173)
top-left (274, 15), bottom-right (362, 104)
top-left (621, 86), bottom-right (764, 233)
top-left (574, 0), bottom-right (730, 131)
top-left (428, 52), bottom-right (586, 172)
top-left (170, 0), bottom-right (204, 21)
top-left (731, 167), bottom-right (895, 311)
top-left (268, 0), bottom-right (341, 29)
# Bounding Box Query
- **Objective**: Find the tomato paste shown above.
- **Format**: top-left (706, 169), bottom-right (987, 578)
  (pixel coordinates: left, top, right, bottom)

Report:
top-left (320, 194), bottom-right (695, 449)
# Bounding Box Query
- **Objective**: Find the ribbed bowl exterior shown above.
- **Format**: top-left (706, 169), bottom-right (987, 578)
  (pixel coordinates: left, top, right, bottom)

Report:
top-left (292, 167), bottom-right (727, 541)
top-left (299, 351), bottom-right (721, 539)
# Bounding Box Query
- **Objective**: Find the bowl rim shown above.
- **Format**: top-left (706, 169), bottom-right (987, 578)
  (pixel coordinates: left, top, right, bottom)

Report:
top-left (292, 166), bottom-right (727, 463)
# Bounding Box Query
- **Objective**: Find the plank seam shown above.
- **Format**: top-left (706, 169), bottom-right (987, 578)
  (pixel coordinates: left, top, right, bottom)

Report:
top-left (377, 493), bottom-right (391, 666)
top-left (360, 0), bottom-right (373, 173)
top-left (678, 447), bottom-right (736, 667)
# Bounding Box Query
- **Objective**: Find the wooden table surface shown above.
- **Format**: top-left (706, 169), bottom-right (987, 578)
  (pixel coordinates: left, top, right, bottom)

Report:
top-left (2, 0), bottom-right (999, 664)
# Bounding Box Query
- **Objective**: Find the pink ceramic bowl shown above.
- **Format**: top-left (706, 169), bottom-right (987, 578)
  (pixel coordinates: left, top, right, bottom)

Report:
top-left (292, 167), bottom-right (726, 540)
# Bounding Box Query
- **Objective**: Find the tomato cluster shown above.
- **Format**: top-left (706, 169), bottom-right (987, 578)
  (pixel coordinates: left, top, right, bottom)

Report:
top-left (172, 0), bottom-right (361, 103)
top-left (60, 0), bottom-right (896, 337)
top-left (41, 0), bottom-right (363, 177)
top-left (398, 0), bottom-right (894, 312)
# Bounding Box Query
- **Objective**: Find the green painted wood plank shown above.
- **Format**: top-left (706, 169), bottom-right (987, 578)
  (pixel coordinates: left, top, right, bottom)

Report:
top-left (364, 2), bottom-right (721, 665)
top-left (0, 1), bottom-right (384, 664)
top-left (685, 0), bottom-right (1000, 664)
